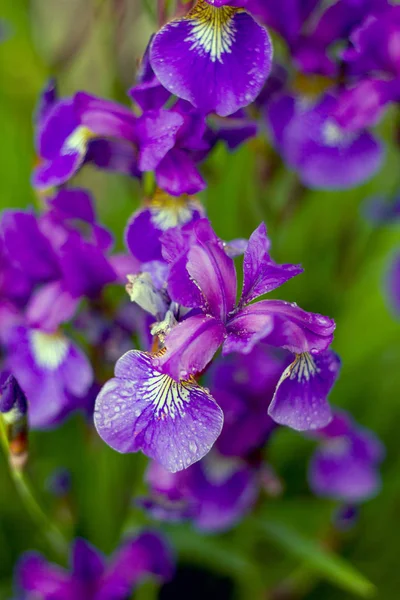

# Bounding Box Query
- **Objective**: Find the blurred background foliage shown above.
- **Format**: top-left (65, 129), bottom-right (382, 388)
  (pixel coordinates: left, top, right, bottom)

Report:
top-left (0, 1), bottom-right (399, 599)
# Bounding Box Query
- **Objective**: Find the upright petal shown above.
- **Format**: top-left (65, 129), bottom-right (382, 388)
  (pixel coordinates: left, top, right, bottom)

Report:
top-left (241, 223), bottom-right (303, 305)
top-left (268, 350), bottom-right (340, 431)
top-left (150, 1), bottom-right (272, 116)
top-left (94, 351), bottom-right (223, 472)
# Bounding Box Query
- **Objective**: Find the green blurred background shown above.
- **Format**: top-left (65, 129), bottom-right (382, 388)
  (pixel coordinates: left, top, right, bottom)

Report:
top-left (0, 1), bottom-right (399, 598)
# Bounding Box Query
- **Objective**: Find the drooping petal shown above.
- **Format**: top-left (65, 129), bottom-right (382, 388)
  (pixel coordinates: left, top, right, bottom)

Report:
top-left (229, 299), bottom-right (335, 354)
top-left (94, 351), bottom-right (223, 472)
top-left (156, 314), bottom-right (226, 380)
top-left (224, 305), bottom-right (274, 354)
top-left (268, 350), bottom-right (340, 431)
top-left (150, 1), bottom-right (272, 116)
top-left (240, 222), bottom-right (303, 305)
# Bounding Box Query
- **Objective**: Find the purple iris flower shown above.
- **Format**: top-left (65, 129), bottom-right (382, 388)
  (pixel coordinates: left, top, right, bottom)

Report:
top-left (94, 350), bottom-right (224, 472)
top-left (125, 191), bottom-right (205, 263)
top-left (158, 219), bottom-right (339, 430)
top-left (5, 325), bottom-right (93, 428)
top-left (267, 92), bottom-right (383, 189)
top-left (140, 453), bottom-right (258, 532)
top-left (308, 411), bottom-right (384, 502)
top-left (17, 532), bottom-right (174, 600)
top-left (343, 4), bottom-right (400, 79)
top-left (150, 0), bottom-right (273, 117)
top-left (135, 100), bottom-right (209, 196)
top-left (33, 92), bottom-right (139, 189)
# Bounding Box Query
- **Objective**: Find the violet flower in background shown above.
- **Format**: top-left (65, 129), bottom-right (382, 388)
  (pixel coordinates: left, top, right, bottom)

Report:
top-left (267, 93), bottom-right (383, 189)
top-left (140, 454), bottom-right (258, 532)
top-left (308, 411), bottom-right (384, 502)
top-left (17, 532), bottom-right (174, 600)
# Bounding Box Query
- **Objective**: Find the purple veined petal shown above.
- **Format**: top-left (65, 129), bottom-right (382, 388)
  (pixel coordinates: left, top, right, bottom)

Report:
top-left (224, 306), bottom-right (274, 354)
top-left (71, 539), bottom-right (105, 582)
top-left (386, 252), bottom-right (400, 317)
top-left (26, 281), bottom-right (80, 332)
top-left (268, 350), bottom-right (340, 431)
top-left (94, 350), bottom-right (224, 472)
top-left (136, 109), bottom-right (184, 171)
top-left (155, 148), bottom-right (206, 196)
top-left (236, 299), bottom-right (335, 354)
top-left (240, 222), bottom-right (303, 305)
top-left (150, 1), bottom-right (273, 117)
top-left (186, 227), bottom-right (237, 320)
top-left (17, 552), bottom-right (75, 600)
top-left (155, 313), bottom-right (226, 380)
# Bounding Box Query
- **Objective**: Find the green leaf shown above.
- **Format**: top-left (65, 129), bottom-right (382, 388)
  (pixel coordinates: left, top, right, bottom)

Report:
top-left (251, 518), bottom-right (375, 598)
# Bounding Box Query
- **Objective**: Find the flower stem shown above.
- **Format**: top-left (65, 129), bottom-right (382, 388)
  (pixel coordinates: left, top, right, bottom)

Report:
top-left (0, 416), bottom-right (68, 559)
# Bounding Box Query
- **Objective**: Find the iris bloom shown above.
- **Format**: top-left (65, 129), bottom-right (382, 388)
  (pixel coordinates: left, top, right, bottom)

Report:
top-left (150, 0), bottom-right (273, 116)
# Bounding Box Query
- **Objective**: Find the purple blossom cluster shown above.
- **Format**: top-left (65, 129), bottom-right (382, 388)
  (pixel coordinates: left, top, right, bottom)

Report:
top-left (0, 0), bottom-right (391, 596)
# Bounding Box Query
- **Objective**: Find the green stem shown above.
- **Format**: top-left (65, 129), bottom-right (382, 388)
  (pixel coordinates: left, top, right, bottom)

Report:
top-left (0, 416), bottom-right (68, 559)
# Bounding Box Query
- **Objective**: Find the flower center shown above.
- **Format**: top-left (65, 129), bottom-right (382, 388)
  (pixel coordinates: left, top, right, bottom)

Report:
top-left (289, 352), bottom-right (318, 382)
top-left (30, 331), bottom-right (69, 370)
top-left (185, 0), bottom-right (239, 63)
top-left (149, 191), bottom-right (201, 230)
top-left (62, 126), bottom-right (93, 156)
